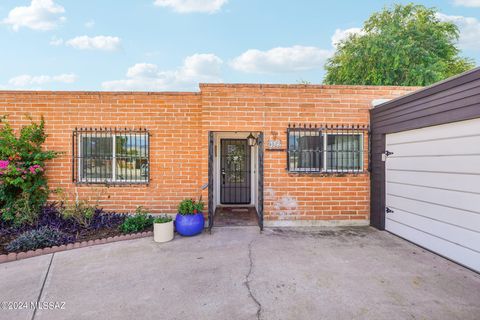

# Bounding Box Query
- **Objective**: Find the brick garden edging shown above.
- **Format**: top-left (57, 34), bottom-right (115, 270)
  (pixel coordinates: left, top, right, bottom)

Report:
top-left (0, 230), bottom-right (153, 264)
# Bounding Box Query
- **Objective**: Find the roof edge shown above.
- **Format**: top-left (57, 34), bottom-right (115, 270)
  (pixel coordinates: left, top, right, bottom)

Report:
top-left (371, 67), bottom-right (480, 112)
top-left (0, 90), bottom-right (201, 96)
top-left (199, 83), bottom-right (420, 90)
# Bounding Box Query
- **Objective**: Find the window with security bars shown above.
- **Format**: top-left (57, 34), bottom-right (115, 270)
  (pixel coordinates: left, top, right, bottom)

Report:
top-left (72, 128), bottom-right (149, 184)
top-left (287, 124), bottom-right (367, 173)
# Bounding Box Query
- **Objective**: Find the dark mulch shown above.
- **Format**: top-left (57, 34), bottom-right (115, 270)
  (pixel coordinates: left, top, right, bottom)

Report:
top-left (0, 204), bottom-right (151, 255)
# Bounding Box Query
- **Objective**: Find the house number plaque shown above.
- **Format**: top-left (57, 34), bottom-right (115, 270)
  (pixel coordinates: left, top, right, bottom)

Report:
top-left (267, 139), bottom-right (283, 150)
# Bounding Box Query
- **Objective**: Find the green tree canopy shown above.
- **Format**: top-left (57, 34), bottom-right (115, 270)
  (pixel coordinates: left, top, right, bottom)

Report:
top-left (324, 3), bottom-right (475, 86)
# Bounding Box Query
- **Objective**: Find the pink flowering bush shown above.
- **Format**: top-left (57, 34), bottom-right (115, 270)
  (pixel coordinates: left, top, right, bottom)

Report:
top-left (0, 116), bottom-right (57, 225)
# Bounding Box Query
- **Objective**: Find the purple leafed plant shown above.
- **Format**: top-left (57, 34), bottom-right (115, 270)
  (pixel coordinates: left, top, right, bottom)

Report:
top-left (1, 204), bottom-right (127, 239)
top-left (5, 227), bottom-right (75, 252)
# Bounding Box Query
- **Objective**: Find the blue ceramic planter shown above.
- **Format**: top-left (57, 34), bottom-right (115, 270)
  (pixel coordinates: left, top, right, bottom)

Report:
top-left (175, 213), bottom-right (204, 236)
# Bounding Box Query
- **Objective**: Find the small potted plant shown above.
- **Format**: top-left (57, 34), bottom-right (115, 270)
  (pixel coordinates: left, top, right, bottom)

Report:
top-left (153, 215), bottom-right (174, 243)
top-left (175, 198), bottom-right (205, 236)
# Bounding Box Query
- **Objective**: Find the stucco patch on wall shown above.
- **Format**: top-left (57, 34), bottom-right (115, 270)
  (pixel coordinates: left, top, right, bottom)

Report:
top-left (273, 195), bottom-right (299, 220)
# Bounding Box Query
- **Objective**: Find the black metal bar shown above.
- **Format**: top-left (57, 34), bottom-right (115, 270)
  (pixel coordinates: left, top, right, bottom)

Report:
top-left (72, 127), bottom-right (150, 185)
top-left (147, 130), bottom-right (151, 184)
top-left (88, 129), bottom-right (92, 183)
top-left (258, 132), bottom-right (264, 231)
top-left (286, 127), bottom-right (290, 171)
top-left (208, 131), bottom-right (214, 232)
top-left (72, 130), bottom-right (76, 182)
top-left (285, 124), bottom-right (369, 174)
top-left (352, 125), bottom-right (356, 173)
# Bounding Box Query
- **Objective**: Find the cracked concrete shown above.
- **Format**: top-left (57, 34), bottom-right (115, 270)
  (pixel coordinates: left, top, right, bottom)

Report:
top-left (0, 226), bottom-right (479, 320)
top-left (245, 238), bottom-right (262, 320)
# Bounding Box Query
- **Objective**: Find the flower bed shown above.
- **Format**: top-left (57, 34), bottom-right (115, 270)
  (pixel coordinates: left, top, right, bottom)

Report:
top-left (0, 204), bottom-right (153, 256)
top-left (0, 117), bottom-right (156, 262)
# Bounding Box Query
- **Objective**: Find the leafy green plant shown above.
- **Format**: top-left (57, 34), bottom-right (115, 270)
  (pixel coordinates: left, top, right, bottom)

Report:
top-left (178, 198), bottom-right (204, 215)
top-left (153, 215), bottom-right (173, 224)
top-left (60, 201), bottom-right (95, 228)
top-left (178, 199), bottom-right (195, 215)
top-left (119, 206), bottom-right (154, 233)
top-left (193, 199), bottom-right (204, 213)
top-left (0, 116), bottom-right (58, 225)
top-left (5, 227), bottom-right (74, 252)
top-left (57, 187), bottom-right (106, 229)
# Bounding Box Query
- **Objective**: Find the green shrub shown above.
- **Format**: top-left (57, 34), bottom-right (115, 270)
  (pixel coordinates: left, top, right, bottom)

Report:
top-left (119, 207), bottom-right (153, 233)
top-left (60, 200), bottom-right (96, 228)
top-left (0, 116), bottom-right (58, 225)
top-left (153, 215), bottom-right (172, 224)
top-left (193, 199), bottom-right (204, 213)
top-left (178, 199), bottom-right (194, 215)
top-left (57, 187), bottom-right (106, 228)
top-left (5, 227), bottom-right (74, 252)
top-left (178, 198), bottom-right (204, 215)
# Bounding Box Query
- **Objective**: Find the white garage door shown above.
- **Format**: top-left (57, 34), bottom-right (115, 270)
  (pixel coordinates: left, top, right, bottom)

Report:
top-left (385, 118), bottom-right (480, 272)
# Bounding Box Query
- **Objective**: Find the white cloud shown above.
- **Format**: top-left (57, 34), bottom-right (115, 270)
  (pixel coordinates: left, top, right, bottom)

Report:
top-left (126, 63), bottom-right (161, 79)
top-left (49, 36), bottom-right (63, 46)
top-left (102, 53), bottom-right (223, 91)
top-left (230, 46), bottom-right (332, 74)
top-left (153, 0), bottom-right (227, 13)
top-left (85, 20), bottom-right (95, 28)
top-left (453, 0), bottom-right (480, 7)
top-left (331, 28), bottom-right (364, 47)
top-left (7, 73), bottom-right (77, 87)
top-left (66, 36), bottom-right (122, 51)
top-left (437, 13), bottom-right (480, 50)
top-left (2, 0), bottom-right (65, 31)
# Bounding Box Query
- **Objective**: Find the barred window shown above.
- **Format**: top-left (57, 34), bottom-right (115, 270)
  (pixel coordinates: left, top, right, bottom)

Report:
top-left (73, 128), bottom-right (149, 184)
top-left (287, 125), bottom-right (367, 173)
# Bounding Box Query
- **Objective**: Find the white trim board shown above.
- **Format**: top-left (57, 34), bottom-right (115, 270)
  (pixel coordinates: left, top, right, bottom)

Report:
top-left (213, 132), bottom-right (259, 208)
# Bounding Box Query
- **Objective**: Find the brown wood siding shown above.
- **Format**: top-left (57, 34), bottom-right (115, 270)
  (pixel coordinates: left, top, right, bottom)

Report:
top-left (370, 68), bottom-right (480, 230)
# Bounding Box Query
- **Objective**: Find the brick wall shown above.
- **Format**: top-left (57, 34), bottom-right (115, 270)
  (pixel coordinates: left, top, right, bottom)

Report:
top-left (0, 84), bottom-right (418, 224)
top-left (0, 91), bottom-right (203, 214)
top-left (199, 84), bottom-right (418, 224)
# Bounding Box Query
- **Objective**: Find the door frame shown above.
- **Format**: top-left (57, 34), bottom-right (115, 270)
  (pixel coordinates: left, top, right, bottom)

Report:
top-left (208, 131), bottom-right (264, 230)
top-left (214, 132), bottom-right (258, 207)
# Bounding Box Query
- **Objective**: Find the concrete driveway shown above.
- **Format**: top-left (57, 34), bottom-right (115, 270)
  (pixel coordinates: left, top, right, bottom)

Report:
top-left (1, 227), bottom-right (479, 320)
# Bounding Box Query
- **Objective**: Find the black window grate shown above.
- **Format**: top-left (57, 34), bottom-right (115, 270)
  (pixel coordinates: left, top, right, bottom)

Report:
top-left (72, 128), bottom-right (150, 184)
top-left (287, 124), bottom-right (369, 174)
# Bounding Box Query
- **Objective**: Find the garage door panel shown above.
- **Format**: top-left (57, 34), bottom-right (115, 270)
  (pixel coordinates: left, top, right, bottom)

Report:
top-left (386, 155), bottom-right (480, 174)
top-left (387, 182), bottom-right (480, 214)
top-left (386, 170), bottom-right (480, 194)
top-left (386, 118), bottom-right (480, 144)
top-left (385, 219), bottom-right (480, 272)
top-left (386, 209), bottom-right (480, 252)
top-left (385, 118), bottom-right (480, 272)
top-left (386, 135), bottom-right (480, 157)
top-left (387, 195), bottom-right (480, 232)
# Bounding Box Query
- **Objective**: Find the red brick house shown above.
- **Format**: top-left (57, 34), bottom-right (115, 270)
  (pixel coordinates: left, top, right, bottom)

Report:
top-left (0, 84), bottom-right (417, 229)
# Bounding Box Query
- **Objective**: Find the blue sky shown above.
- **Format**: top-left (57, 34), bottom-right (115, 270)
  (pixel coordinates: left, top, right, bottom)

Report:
top-left (0, 0), bottom-right (479, 91)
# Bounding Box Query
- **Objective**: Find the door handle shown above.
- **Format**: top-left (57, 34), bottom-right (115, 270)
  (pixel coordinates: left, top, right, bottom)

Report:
top-left (221, 170), bottom-right (226, 185)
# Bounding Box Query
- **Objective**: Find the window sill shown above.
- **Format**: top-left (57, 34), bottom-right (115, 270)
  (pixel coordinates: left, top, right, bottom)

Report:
top-left (74, 181), bottom-right (149, 186)
top-left (287, 171), bottom-right (368, 177)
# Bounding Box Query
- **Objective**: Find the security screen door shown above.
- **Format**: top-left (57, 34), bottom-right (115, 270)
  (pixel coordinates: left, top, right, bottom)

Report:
top-left (220, 139), bottom-right (251, 204)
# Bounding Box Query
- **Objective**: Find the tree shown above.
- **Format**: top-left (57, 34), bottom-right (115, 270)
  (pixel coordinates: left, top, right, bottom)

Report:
top-left (324, 4), bottom-right (475, 86)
